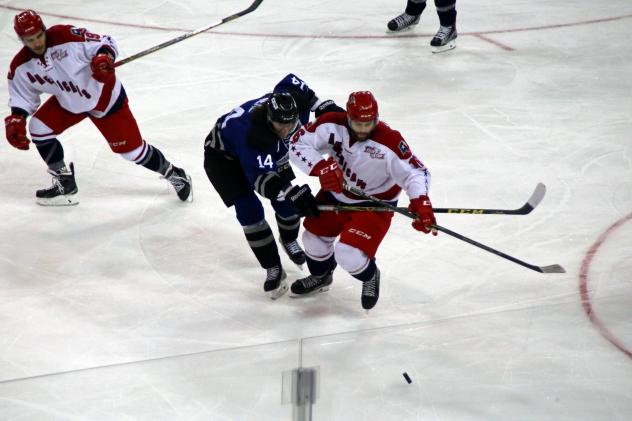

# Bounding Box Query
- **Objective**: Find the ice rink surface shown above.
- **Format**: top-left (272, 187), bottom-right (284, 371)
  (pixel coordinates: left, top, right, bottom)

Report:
top-left (0, 0), bottom-right (631, 419)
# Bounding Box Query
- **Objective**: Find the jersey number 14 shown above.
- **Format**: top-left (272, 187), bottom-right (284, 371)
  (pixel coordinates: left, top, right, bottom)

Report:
top-left (257, 154), bottom-right (273, 168)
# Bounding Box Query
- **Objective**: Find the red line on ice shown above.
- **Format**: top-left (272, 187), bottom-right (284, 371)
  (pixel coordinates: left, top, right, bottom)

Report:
top-left (2, 5), bottom-right (632, 51)
top-left (579, 212), bottom-right (632, 360)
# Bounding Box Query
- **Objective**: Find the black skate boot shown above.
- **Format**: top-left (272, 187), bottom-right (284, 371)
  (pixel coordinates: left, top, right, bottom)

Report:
top-left (387, 12), bottom-right (420, 31)
top-left (361, 267), bottom-right (381, 310)
top-left (290, 271), bottom-right (334, 297)
top-left (264, 265), bottom-right (288, 300)
top-left (164, 165), bottom-right (192, 202)
top-left (35, 163), bottom-right (79, 206)
top-left (430, 25), bottom-right (457, 53)
top-left (280, 238), bottom-right (306, 267)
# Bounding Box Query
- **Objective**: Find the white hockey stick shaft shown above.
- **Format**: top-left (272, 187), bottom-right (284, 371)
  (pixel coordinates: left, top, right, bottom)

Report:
top-left (114, 0), bottom-right (264, 68)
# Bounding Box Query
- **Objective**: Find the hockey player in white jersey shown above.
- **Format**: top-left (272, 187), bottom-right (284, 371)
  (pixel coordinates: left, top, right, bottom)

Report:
top-left (288, 91), bottom-right (437, 310)
top-left (4, 10), bottom-right (191, 205)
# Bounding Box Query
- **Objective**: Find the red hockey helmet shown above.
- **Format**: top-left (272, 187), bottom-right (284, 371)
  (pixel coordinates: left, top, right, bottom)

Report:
top-left (14, 10), bottom-right (45, 38)
top-left (346, 91), bottom-right (379, 122)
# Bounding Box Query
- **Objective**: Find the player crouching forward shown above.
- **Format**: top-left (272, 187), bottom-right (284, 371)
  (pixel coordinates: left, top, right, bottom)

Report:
top-left (5, 10), bottom-right (191, 205)
top-left (288, 91), bottom-right (437, 310)
top-left (203, 74), bottom-right (344, 299)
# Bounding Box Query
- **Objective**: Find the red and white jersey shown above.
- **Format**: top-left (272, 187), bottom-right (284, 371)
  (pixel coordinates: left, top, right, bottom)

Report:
top-left (7, 25), bottom-right (122, 118)
top-left (290, 112), bottom-right (431, 204)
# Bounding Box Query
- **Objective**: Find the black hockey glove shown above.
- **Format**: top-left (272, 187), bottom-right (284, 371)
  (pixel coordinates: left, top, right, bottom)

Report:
top-left (286, 184), bottom-right (320, 217)
top-left (283, 86), bottom-right (317, 114)
top-left (314, 99), bottom-right (345, 118)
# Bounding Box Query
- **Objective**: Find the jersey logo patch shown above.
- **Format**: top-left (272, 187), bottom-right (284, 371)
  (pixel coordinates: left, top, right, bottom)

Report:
top-left (50, 49), bottom-right (68, 62)
top-left (70, 27), bottom-right (85, 37)
top-left (364, 145), bottom-right (384, 159)
top-left (398, 140), bottom-right (409, 156)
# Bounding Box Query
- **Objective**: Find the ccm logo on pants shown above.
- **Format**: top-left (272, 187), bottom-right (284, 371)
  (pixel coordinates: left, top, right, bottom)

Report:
top-left (349, 228), bottom-right (372, 240)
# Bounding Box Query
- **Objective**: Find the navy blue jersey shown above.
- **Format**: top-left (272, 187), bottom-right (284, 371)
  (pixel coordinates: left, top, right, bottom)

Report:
top-left (215, 74), bottom-right (316, 187)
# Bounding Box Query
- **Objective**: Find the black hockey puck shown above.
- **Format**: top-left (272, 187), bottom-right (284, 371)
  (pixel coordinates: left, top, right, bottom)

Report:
top-left (403, 372), bottom-right (412, 384)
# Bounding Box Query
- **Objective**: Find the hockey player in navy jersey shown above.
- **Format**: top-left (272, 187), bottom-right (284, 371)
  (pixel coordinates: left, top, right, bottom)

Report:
top-left (203, 74), bottom-right (343, 299)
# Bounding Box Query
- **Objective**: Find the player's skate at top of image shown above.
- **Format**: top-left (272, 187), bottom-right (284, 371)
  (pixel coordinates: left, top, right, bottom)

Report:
top-left (387, 0), bottom-right (458, 53)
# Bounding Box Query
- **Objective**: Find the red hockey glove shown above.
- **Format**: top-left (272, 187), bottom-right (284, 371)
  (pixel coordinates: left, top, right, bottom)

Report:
top-left (4, 115), bottom-right (30, 150)
top-left (91, 53), bottom-right (115, 83)
top-left (408, 195), bottom-right (438, 235)
top-left (311, 157), bottom-right (344, 193)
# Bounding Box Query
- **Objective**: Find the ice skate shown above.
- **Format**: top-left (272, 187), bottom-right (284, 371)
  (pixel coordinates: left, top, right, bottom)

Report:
top-left (431, 25), bottom-right (457, 53)
top-left (164, 165), bottom-right (192, 202)
top-left (290, 271), bottom-right (334, 297)
top-left (279, 237), bottom-right (306, 268)
top-left (264, 265), bottom-right (288, 300)
top-left (387, 12), bottom-right (420, 32)
top-left (361, 268), bottom-right (380, 310)
top-left (36, 163), bottom-right (79, 206)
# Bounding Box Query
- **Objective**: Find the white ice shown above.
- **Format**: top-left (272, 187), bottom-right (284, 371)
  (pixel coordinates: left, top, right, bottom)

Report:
top-left (0, 0), bottom-right (631, 419)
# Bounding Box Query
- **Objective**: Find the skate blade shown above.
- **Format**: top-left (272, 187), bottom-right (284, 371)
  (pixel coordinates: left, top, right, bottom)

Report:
top-left (268, 280), bottom-right (289, 300)
top-left (432, 40), bottom-right (456, 54)
top-left (36, 194), bottom-right (79, 206)
top-left (289, 285), bottom-right (331, 298)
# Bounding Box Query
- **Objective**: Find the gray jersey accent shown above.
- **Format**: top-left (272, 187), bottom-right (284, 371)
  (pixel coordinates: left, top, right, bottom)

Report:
top-left (254, 171), bottom-right (283, 198)
top-left (276, 214), bottom-right (300, 231)
top-left (204, 124), bottom-right (225, 152)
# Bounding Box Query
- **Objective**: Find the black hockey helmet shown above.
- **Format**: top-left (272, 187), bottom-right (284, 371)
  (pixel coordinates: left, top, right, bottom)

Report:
top-left (266, 92), bottom-right (298, 124)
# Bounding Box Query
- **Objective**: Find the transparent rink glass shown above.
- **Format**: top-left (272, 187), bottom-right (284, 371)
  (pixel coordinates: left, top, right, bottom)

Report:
top-left (0, 340), bottom-right (299, 421)
top-left (1, 301), bottom-right (631, 420)
top-left (299, 301), bottom-right (632, 421)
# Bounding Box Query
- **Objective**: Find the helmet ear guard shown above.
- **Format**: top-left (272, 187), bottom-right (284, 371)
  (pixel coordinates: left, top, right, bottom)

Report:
top-left (346, 91), bottom-right (379, 123)
top-left (14, 10), bottom-right (45, 38)
top-left (266, 92), bottom-right (299, 124)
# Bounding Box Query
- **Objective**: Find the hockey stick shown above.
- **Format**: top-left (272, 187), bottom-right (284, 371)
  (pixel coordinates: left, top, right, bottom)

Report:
top-left (318, 183), bottom-right (546, 215)
top-left (113, 0), bottom-right (264, 68)
top-left (342, 184), bottom-right (566, 274)
top-left (317, 204), bottom-right (397, 212)
top-left (434, 182), bottom-right (546, 215)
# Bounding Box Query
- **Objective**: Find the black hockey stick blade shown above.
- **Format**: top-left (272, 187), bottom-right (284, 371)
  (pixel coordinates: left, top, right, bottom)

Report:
top-left (433, 182), bottom-right (546, 215)
top-left (115, 0), bottom-right (264, 67)
top-left (343, 184), bottom-right (566, 274)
